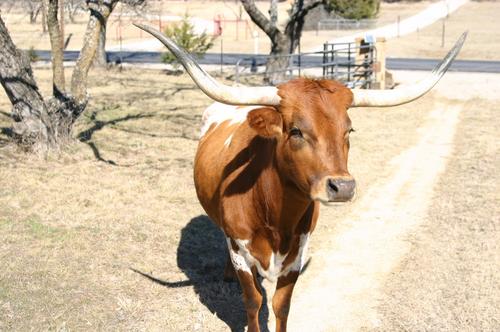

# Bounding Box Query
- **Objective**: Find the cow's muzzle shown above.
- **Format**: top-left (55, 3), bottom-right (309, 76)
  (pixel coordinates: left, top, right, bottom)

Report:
top-left (326, 177), bottom-right (356, 202)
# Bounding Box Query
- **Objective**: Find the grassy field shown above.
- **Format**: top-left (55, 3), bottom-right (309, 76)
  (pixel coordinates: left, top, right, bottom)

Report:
top-left (386, 1), bottom-right (500, 60)
top-left (0, 66), bottom-right (498, 330)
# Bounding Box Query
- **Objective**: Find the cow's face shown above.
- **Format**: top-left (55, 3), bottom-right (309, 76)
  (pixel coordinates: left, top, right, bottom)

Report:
top-left (247, 79), bottom-right (356, 204)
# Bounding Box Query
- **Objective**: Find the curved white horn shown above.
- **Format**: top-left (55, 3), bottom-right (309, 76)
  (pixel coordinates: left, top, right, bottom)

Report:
top-left (351, 32), bottom-right (467, 107)
top-left (134, 23), bottom-right (280, 106)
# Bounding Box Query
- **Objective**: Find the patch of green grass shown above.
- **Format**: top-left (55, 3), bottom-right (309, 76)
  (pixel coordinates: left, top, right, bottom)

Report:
top-left (0, 281), bottom-right (9, 299)
top-left (28, 218), bottom-right (58, 236)
top-left (19, 217), bottom-right (71, 242)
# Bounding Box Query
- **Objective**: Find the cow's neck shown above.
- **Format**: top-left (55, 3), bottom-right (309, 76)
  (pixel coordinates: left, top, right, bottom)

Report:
top-left (254, 156), bottom-right (314, 243)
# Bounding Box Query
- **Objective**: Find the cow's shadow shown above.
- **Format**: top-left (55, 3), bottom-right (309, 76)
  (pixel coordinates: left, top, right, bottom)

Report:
top-left (134, 215), bottom-right (270, 332)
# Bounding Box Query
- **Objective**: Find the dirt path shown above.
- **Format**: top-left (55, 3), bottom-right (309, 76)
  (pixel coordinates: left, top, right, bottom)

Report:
top-left (270, 103), bottom-right (463, 331)
top-left (374, 97), bottom-right (499, 331)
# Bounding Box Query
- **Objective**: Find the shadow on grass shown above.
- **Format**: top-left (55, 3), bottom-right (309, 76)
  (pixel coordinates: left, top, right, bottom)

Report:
top-left (77, 111), bottom-right (153, 166)
top-left (0, 110), bottom-right (11, 119)
top-left (0, 127), bottom-right (13, 147)
top-left (132, 215), bottom-right (270, 332)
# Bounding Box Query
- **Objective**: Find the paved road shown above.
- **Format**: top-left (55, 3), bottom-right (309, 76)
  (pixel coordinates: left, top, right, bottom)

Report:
top-left (33, 50), bottom-right (500, 73)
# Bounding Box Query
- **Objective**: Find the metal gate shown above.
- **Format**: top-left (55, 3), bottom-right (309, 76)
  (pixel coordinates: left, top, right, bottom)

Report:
top-left (322, 40), bottom-right (376, 89)
top-left (234, 40), bottom-right (378, 89)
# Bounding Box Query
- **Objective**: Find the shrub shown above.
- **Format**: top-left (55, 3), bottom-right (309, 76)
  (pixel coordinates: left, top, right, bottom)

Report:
top-left (161, 15), bottom-right (215, 69)
top-left (327, 0), bottom-right (380, 20)
top-left (26, 46), bottom-right (39, 62)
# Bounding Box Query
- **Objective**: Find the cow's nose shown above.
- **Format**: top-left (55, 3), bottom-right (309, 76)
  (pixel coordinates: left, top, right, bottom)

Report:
top-left (326, 177), bottom-right (356, 202)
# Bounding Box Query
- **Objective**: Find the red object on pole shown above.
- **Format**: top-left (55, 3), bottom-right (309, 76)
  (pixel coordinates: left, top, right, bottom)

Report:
top-left (214, 15), bottom-right (222, 36)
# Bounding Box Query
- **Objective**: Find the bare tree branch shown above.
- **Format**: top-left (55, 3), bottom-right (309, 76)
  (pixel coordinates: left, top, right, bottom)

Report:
top-left (44, 0), bottom-right (66, 98)
top-left (290, 0), bottom-right (325, 22)
top-left (27, 0), bottom-right (43, 23)
top-left (269, 0), bottom-right (278, 27)
top-left (240, 0), bottom-right (280, 40)
top-left (70, 0), bottom-right (118, 103)
top-left (66, 0), bottom-right (86, 23)
top-left (285, 0), bottom-right (325, 49)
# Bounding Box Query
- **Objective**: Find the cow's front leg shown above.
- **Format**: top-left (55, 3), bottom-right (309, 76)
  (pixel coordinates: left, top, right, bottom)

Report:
top-left (227, 238), bottom-right (263, 331)
top-left (236, 267), bottom-right (263, 332)
top-left (272, 271), bottom-right (299, 332)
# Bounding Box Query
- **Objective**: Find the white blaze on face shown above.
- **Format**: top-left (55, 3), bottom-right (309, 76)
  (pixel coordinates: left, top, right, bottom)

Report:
top-left (199, 102), bottom-right (260, 139)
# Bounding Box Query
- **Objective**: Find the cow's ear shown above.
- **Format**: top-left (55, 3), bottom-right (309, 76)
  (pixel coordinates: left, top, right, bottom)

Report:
top-left (247, 107), bottom-right (283, 138)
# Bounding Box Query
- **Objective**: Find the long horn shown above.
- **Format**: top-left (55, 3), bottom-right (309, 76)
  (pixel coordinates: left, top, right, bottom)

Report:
top-left (134, 23), bottom-right (280, 106)
top-left (351, 32), bottom-right (467, 107)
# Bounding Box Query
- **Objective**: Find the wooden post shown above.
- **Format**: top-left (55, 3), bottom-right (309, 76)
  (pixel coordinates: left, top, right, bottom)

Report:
top-left (354, 37), bottom-right (363, 85)
top-left (220, 38), bottom-right (223, 74)
top-left (441, 18), bottom-right (446, 47)
top-left (374, 37), bottom-right (386, 90)
top-left (397, 15), bottom-right (400, 38)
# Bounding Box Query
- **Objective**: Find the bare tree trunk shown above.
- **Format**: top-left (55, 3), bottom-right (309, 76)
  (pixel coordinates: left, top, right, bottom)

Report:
top-left (241, 0), bottom-right (324, 84)
top-left (266, 34), bottom-right (291, 84)
top-left (45, 0), bottom-right (65, 97)
top-left (0, 17), bottom-right (52, 148)
top-left (94, 24), bottom-right (108, 67)
top-left (41, 0), bottom-right (47, 32)
top-left (59, 0), bottom-right (65, 48)
top-left (71, 0), bottom-right (117, 103)
top-left (29, 6), bottom-right (42, 24)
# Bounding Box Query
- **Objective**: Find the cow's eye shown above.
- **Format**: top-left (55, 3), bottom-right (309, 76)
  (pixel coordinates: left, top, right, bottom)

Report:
top-left (290, 127), bottom-right (302, 137)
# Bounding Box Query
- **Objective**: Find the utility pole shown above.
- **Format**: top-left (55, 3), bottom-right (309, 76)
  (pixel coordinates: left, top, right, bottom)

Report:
top-left (397, 15), bottom-right (400, 38)
top-left (441, 18), bottom-right (446, 47)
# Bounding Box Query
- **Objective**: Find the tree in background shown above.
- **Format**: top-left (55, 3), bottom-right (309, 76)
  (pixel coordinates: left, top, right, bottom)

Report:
top-left (241, 0), bottom-right (380, 84)
top-left (0, 0), bottom-right (144, 152)
top-left (241, 0), bottom-right (328, 84)
top-left (94, 0), bottom-right (147, 67)
top-left (161, 15), bottom-right (215, 70)
top-left (326, 0), bottom-right (379, 20)
top-left (65, 0), bottom-right (86, 23)
top-left (24, 0), bottom-right (44, 24)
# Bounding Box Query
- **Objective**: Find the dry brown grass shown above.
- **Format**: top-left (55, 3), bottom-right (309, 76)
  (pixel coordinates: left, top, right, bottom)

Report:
top-left (386, 1), bottom-right (500, 60)
top-left (0, 68), bottom-right (498, 331)
top-left (374, 97), bottom-right (500, 331)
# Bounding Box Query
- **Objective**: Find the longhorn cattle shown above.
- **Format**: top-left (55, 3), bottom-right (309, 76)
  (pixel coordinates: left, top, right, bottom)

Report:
top-left (135, 24), bottom-right (466, 332)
